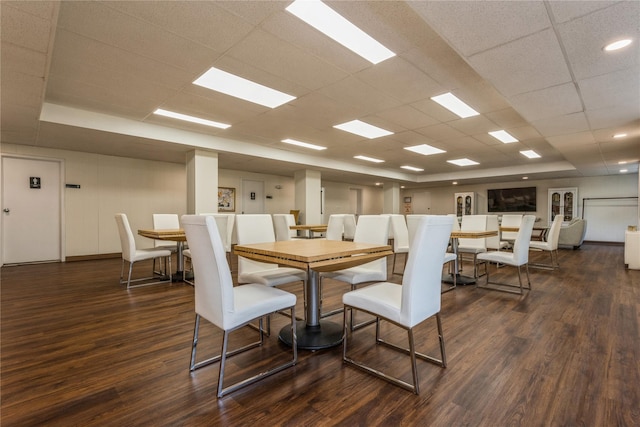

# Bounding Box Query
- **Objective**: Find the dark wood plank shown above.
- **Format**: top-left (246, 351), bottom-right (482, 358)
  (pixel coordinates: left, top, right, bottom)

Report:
top-left (1, 244), bottom-right (638, 426)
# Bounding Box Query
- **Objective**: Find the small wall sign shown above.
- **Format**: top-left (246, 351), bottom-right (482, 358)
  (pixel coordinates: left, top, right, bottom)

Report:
top-left (30, 177), bottom-right (41, 189)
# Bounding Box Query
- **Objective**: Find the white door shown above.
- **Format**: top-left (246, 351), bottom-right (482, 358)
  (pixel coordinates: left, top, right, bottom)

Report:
top-left (1, 156), bottom-right (63, 264)
top-left (241, 180), bottom-right (265, 214)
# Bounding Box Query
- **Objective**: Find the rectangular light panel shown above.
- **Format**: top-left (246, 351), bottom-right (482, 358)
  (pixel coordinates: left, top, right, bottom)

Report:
top-left (334, 119), bottom-right (393, 139)
top-left (282, 138), bottom-right (326, 151)
top-left (354, 155), bottom-right (384, 163)
top-left (404, 144), bottom-right (445, 156)
top-left (489, 130), bottom-right (519, 143)
top-left (520, 150), bottom-right (541, 159)
top-left (193, 67), bottom-right (296, 108)
top-left (447, 158), bottom-right (479, 167)
top-left (401, 165), bottom-right (424, 172)
top-left (430, 93), bottom-right (479, 118)
top-left (153, 109), bottom-right (230, 129)
top-left (286, 0), bottom-right (395, 65)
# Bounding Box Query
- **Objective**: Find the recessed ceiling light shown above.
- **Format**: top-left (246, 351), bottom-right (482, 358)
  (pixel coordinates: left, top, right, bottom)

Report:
top-left (489, 130), bottom-right (518, 144)
top-left (447, 158), bottom-right (479, 167)
top-left (614, 133), bottom-right (627, 138)
top-left (430, 93), bottom-right (479, 118)
top-left (282, 138), bottom-right (326, 151)
top-left (153, 109), bottom-right (231, 129)
top-left (604, 39), bottom-right (632, 51)
top-left (619, 161), bottom-right (628, 164)
top-left (522, 176), bottom-right (529, 180)
top-left (375, 182), bottom-right (382, 186)
top-left (286, 0), bottom-right (395, 64)
top-left (334, 120), bottom-right (393, 139)
top-left (520, 150), bottom-right (541, 159)
top-left (401, 165), bottom-right (424, 172)
top-left (354, 155), bottom-right (384, 163)
top-left (193, 67), bottom-right (295, 108)
top-left (620, 169), bottom-right (629, 173)
top-left (404, 144), bottom-right (446, 156)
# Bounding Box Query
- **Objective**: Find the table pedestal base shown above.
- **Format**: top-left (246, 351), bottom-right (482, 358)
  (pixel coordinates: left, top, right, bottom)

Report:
top-left (442, 273), bottom-right (476, 285)
top-left (278, 320), bottom-right (343, 350)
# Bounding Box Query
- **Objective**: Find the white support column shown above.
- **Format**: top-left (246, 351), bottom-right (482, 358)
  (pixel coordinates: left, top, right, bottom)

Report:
top-left (294, 169), bottom-right (322, 224)
top-left (186, 150), bottom-right (218, 214)
top-left (383, 181), bottom-right (401, 214)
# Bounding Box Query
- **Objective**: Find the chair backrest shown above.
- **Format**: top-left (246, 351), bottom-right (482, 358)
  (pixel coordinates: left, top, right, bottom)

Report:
top-left (343, 214), bottom-right (357, 240)
top-left (152, 214), bottom-right (180, 249)
top-left (353, 215), bottom-right (390, 274)
top-left (406, 214), bottom-right (427, 247)
top-left (458, 215), bottom-right (488, 249)
top-left (115, 213), bottom-right (136, 262)
top-left (389, 214), bottom-right (409, 252)
top-left (546, 214), bottom-right (564, 250)
top-left (181, 215), bottom-right (233, 329)
top-left (401, 215), bottom-right (453, 326)
top-left (211, 214), bottom-right (231, 251)
top-left (325, 214), bottom-right (344, 241)
top-left (485, 214), bottom-right (502, 249)
top-left (512, 215), bottom-right (536, 265)
top-left (235, 214), bottom-right (278, 273)
top-left (273, 214), bottom-right (293, 241)
top-left (381, 214), bottom-right (394, 239)
top-left (500, 214), bottom-right (523, 241)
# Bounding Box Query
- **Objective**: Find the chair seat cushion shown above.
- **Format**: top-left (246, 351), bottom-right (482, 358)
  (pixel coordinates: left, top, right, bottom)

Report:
top-left (225, 284), bottom-right (297, 329)
top-left (457, 247), bottom-right (487, 254)
top-left (238, 267), bottom-right (306, 287)
top-left (133, 248), bottom-right (172, 262)
top-left (477, 251), bottom-right (517, 265)
top-left (529, 241), bottom-right (551, 251)
top-left (324, 266), bottom-right (387, 285)
top-left (443, 252), bottom-right (457, 263)
top-left (343, 282), bottom-right (403, 325)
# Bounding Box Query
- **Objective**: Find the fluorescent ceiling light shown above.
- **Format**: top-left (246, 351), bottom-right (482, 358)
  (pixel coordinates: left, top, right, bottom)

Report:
top-left (193, 67), bottom-right (295, 108)
top-left (604, 39), bottom-right (632, 51)
top-left (404, 144), bottom-right (445, 156)
top-left (430, 93), bottom-right (479, 118)
top-left (447, 158), bottom-right (478, 167)
top-left (286, 0), bottom-right (395, 65)
top-left (489, 130), bottom-right (518, 143)
top-left (614, 133), bottom-right (627, 138)
top-left (620, 169), bottom-right (628, 173)
top-left (401, 165), bottom-right (424, 172)
top-left (282, 138), bottom-right (326, 151)
top-left (334, 120), bottom-right (393, 139)
top-left (153, 109), bottom-right (230, 129)
top-left (354, 155), bottom-right (384, 163)
top-left (520, 150), bottom-right (541, 159)
top-left (618, 161), bottom-right (627, 164)
top-left (522, 176), bottom-right (529, 180)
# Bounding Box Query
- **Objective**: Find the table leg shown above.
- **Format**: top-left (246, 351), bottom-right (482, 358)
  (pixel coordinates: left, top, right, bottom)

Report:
top-left (278, 270), bottom-right (343, 350)
top-left (442, 237), bottom-right (477, 286)
top-left (173, 242), bottom-right (193, 282)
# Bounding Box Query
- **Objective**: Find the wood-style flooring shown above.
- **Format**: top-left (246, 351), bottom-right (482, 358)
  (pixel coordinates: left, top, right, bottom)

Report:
top-left (1, 244), bottom-right (638, 426)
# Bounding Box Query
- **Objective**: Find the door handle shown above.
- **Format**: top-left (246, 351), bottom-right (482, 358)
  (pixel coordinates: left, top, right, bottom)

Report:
top-left (3, 208), bottom-right (9, 213)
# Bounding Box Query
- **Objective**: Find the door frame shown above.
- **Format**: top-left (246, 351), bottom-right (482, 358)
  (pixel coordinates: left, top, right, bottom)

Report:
top-left (1, 154), bottom-right (66, 266)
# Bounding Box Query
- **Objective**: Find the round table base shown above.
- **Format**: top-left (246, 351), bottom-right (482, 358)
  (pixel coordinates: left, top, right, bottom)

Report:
top-left (278, 320), bottom-right (343, 350)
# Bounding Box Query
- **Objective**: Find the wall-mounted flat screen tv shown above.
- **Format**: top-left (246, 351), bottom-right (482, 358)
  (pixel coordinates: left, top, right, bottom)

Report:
top-left (487, 187), bottom-right (537, 212)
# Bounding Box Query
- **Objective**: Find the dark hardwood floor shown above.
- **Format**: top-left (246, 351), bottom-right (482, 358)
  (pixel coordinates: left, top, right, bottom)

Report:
top-left (1, 244), bottom-right (638, 426)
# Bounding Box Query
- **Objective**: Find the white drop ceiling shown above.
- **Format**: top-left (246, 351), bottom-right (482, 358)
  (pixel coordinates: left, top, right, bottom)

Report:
top-left (1, 1), bottom-right (638, 188)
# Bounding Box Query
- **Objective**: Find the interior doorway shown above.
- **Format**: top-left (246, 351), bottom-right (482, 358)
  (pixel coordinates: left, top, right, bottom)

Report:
top-left (349, 188), bottom-right (362, 217)
top-left (1, 155), bottom-right (64, 265)
top-left (241, 180), bottom-right (265, 214)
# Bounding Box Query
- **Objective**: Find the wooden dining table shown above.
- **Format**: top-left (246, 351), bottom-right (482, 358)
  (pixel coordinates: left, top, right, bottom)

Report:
top-left (234, 239), bottom-right (393, 350)
top-left (137, 228), bottom-right (190, 282)
top-left (289, 224), bottom-right (328, 239)
top-left (443, 230), bottom-right (498, 286)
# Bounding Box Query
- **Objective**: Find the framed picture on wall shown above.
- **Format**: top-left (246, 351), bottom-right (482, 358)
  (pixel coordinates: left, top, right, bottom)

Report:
top-left (218, 187), bottom-right (235, 212)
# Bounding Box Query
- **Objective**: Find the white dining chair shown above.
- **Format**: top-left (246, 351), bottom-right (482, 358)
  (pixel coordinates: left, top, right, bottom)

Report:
top-left (457, 215), bottom-right (488, 278)
top-left (389, 214), bottom-right (409, 275)
top-left (182, 215), bottom-right (297, 398)
top-left (477, 215), bottom-right (536, 295)
top-left (529, 215), bottom-right (563, 269)
top-left (324, 214), bottom-right (345, 241)
top-left (235, 214), bottom-right (307, 326)
top-left (500, 214), bottom-right (523, 248)
top-left (273, 213), bottom-right (300, 241)
top-left (342, 215), bottom-right (453, 394)
top-left (152, 213), bottom-right (180, 275)
top-left (342, 214), bottom-right (357, 241)
top-left (486, 214), bottom-right (509, 251)
top-left (320, 215), bottom-right (390, 324)
top-left (115, 213), bottom-right (172, 289)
